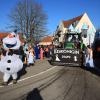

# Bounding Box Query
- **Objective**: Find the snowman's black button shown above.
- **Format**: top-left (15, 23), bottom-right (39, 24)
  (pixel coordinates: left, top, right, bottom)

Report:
top-left (6, 67), bottom-right (10, 71)
top-left (7, 60), bottom-right (11, 63)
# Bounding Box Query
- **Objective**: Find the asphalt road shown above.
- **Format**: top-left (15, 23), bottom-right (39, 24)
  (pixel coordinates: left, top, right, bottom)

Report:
top-left (0, 59), bottom-right (100, 100)
top-left (40, 67), bottom-right (100, 100)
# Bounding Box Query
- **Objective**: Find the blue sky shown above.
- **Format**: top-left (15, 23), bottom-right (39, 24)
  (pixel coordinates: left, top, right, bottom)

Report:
top-left (0, 0), bottom-right (100, 34)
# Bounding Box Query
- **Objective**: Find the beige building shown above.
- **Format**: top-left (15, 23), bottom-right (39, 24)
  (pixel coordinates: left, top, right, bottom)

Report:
top-left (54, 13), bottom-right (96, 46)
top-left (39, 36), bottom-right (53, 45)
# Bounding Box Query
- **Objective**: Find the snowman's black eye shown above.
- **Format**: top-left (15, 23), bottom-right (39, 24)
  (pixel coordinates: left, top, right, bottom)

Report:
top-left (7, 60), bottom-right (11, 63)
top-left (13, 35), bottom-right (15, 37)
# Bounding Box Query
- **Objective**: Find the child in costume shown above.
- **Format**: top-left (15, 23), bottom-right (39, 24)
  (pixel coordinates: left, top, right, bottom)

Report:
top-left (0, 31), bottom-right (23, 85)
top-left (27, 45), bottom-right (35, 66)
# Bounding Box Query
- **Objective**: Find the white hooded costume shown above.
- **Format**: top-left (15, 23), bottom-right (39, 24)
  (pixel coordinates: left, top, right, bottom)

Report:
top-left (85, 48), bottom-right (94, 68)
top-left (0, 32), bottom-right (23, 83)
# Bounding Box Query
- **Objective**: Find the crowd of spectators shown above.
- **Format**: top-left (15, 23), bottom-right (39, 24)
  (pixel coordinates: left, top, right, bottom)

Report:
top-left (0, 42), bottom-right (54, 67)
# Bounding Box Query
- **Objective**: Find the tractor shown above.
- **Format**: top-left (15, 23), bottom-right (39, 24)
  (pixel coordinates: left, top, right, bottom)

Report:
top-left (51, 32), bottom-right (86, 67)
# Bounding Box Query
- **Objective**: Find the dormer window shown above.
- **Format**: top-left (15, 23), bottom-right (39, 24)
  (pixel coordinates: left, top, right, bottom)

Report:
top-left (68, 24), bottom-right (75, 33)
top-left (72, 21), bottom-right (79, 27)
top-left (81, 23), bottom-right (88, 38)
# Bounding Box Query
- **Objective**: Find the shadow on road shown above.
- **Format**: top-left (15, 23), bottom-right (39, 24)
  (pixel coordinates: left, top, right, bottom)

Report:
top-left (26, 88), bottom-right (43, 100)
top-left (17, 64), bottom-right (27, 80)
top-left (48, 58), bottom-right (100, 77)
top-left (82, 66), bottom-right (100, 77)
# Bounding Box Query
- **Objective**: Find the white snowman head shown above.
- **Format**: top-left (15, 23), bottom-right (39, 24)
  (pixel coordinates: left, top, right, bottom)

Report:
top-left (3, 32), bottom-right (21, 50)
top-left (0, 54), bottom-right (23, 74)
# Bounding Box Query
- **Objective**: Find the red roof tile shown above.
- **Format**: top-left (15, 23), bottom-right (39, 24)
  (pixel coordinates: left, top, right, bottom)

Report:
top-left (63, 14), bottom-right (83, 28)
top-left (41, 36), bottom-right (53, 42)
top-left (0, 32), bottom-right (25, 43)
top-left (0, 32), bottom-right (9, 39)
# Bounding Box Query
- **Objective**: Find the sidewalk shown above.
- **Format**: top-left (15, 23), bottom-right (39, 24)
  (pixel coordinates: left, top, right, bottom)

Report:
top-left (0, 58), bottom-right (53, 82)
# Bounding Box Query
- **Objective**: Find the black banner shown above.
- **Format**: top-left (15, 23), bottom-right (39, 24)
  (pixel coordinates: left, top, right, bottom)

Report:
top-left (52, 48), bottom-right (81, 66)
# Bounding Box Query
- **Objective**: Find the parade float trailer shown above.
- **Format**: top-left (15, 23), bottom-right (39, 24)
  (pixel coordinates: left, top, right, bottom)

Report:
top-left (51, 32), bottom-right (84, 66)
top-left (50, 13), bottom-right (96, 67)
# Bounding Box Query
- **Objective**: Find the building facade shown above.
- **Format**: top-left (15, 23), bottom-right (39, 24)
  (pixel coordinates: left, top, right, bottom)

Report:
top-left (54, 13), bottom-right (96, 47)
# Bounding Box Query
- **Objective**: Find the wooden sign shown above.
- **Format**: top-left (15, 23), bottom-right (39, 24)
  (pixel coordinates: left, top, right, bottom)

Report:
top-left (52, 48), bottom-right (81, 66)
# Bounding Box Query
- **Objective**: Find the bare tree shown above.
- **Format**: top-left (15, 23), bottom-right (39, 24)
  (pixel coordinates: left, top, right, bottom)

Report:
top-left (9, 0), bottom-right (48, 43)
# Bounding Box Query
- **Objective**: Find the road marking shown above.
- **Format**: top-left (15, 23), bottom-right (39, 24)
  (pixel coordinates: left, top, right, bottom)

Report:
top-left (0, 66), bottom-right (58, 88)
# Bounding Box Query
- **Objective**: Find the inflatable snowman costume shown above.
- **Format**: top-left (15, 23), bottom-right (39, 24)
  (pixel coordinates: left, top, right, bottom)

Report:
top-left (0, 32), bottom-right (23, 85)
